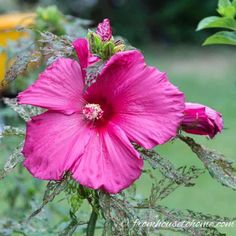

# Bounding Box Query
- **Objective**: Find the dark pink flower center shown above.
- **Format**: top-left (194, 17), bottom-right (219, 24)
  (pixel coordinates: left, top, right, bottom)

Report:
top-left (82, 95), bottom-right (115, 128)
top-left (82, 103), bottom-right (104, 121)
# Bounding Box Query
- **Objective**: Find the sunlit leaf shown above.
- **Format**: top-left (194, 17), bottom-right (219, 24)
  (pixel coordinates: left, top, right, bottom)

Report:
top-left (203, 31), bottom-right (236, 45)
top-left (217, 0), bottom-right (236, 18)
top-left (197, 16), bottom-right (236, 31)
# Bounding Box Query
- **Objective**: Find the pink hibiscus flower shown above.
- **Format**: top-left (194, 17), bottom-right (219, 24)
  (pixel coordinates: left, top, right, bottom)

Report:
top-left (17, 43), bottom-right (184, 193)
top-left (181, 102), bottom-right (223, 138)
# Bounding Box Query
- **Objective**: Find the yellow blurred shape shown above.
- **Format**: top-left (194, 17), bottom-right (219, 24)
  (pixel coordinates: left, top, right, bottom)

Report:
top-left (0, 13), bottom-right (35, 88)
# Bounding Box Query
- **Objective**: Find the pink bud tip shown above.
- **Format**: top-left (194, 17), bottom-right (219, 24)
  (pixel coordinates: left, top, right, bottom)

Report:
top-left (96, 18), bottom-right (112, 41)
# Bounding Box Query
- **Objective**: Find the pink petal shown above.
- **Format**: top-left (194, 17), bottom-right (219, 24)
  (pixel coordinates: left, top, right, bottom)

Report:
top-left (23, 111), bottom-right (91, 180)
top-left (17, 58), bottom-right (84, 115)
top-left (73, 38), bottom-right (100, 78)
top-left (73, 38), bottom-right (89, 78)
top-left (85, 50), bottom-right (185, 149)
top-left (71, 122), bottom-right (143, 194)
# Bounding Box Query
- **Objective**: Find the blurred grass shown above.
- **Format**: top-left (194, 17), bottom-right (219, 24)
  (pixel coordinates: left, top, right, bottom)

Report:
top-left (0, 45), bottom-right (236, 235)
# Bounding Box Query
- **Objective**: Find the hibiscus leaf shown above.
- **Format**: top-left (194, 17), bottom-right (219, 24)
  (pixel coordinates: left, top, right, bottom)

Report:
top-left (85, 60), bottom-right (105, 88)
top-left (59, 220), bottom-right (87, 236)
top-left (0, 219), bottom-right (25, 236)
top-left (3, 50), bottom-right (41, 88)
top-left (0, 142), bottom-right (24, 180)
top-left (99, 192), bottom-right (146, 236)
top-left (0, 210), bottom-right (61, 235)
top-left (3, 98), bottom-right (45, 121)
top-left (147, 166), bottom-right (204, 204)
top-left (203, 31), bottom-right (236, 46)
top-left (154, 205), bottom-right (236, 222)
top-left (65, 180), bottom-right (89, 214)
top-left (135, 204), bottom-right (234, 235)
top-left (101, 193), bottom-right (230, 236)
top-left (38, 31), bottom-right (74, 65)
top-left (153, 205), bottom-right (234, 236)
top-left (3, 52), bottom-right (30, 86)
top-left (135, 145), bottom-right (203, 186)
top-left (28, 175), bottom-right (69, 220)
top-left (0, 126), bottom-right (25, 139)
top-left (197, 16), bottom-right (236, 31)
top-left (1, 30), bottom-right (74, 88)
top-left (58, 211), bottom-right (88, 236)
top-left (179, 135), bottom-right (236, 190)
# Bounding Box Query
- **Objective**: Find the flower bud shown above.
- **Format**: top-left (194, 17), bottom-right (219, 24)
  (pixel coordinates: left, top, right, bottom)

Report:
top-left (181, 102), bottom-right (223, 139)
top-left (114, 44), bottom-right (125, 52)
top-left (102, 41), bottom-right (115, 60)
top-left (96, 18), bottom-right (112, 41)
top-left (87, 31), bottom-right (102, 55)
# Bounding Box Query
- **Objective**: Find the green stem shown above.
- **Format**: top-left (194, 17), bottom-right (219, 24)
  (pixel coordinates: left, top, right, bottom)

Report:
top-left (86, 207), bottom-right (98, 236)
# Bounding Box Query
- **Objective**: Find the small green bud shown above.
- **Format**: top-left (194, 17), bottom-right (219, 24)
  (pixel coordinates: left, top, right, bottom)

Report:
top-left (114, 44), bottom-right (125, 52)
top-left (102, 41), bottom-right (115, 60)
top-left (87, 31), bottom-right (102, 54)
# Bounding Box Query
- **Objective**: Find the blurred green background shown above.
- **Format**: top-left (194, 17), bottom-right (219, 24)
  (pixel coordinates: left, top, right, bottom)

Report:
top-left (0, 0), bottom-right (217, 45)
top-left (0, 0), bottom-right (236, 235)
